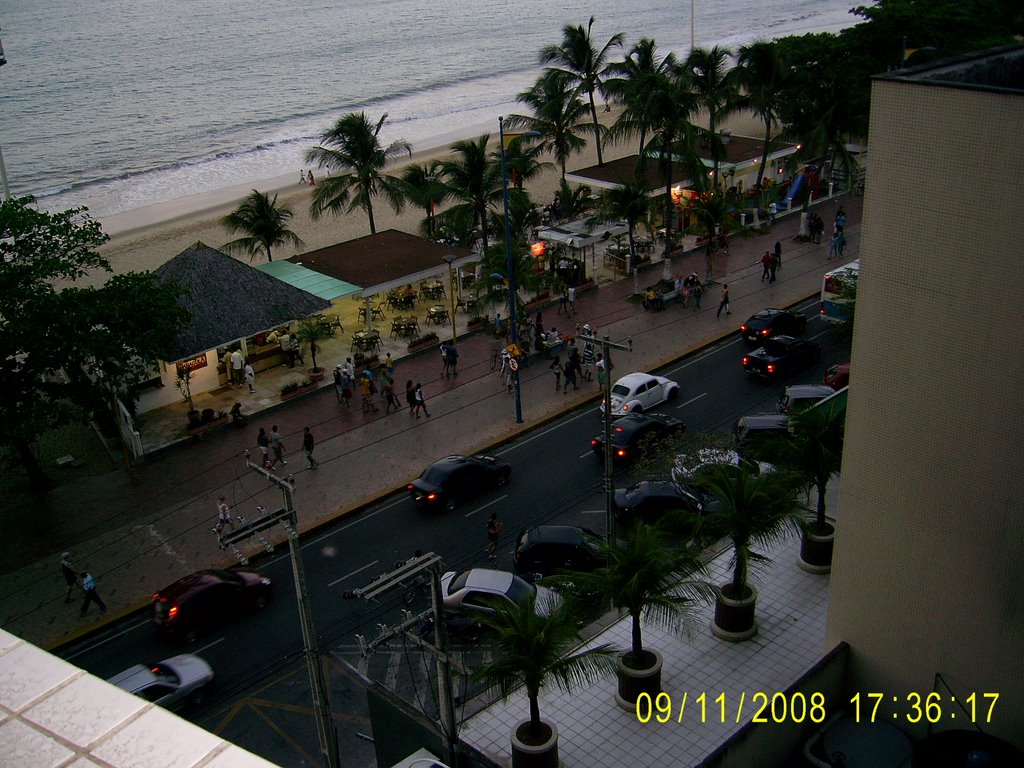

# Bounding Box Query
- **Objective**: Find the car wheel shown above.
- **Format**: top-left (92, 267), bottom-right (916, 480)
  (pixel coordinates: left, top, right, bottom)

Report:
top-left (667, 387), bottom-right (679, 401)
top-left (444, 497), bottom-right (457, 512)
top-left (182, 627), bottom-right (198, 644)
top-left (496, 472), bottom-right (508, 488)
top-left (254, 594), bottom-right (267, 610)
top-left (631, 404), bottom-right (643, 414)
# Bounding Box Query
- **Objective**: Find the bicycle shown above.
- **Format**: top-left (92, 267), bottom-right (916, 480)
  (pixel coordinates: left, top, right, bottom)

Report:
top-left (490, 349), bottom-right (502, 371)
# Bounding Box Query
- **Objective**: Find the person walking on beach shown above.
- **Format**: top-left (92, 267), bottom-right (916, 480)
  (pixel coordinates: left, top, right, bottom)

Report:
top-left (60, 552), bottom-right (79, 603)
top-left (413, 383), bottom-right (430, 418)
top-left (244, 360), bottom-right (255, 392)
top-left (79, 571), bottom-right (107, 616)
top-left (302, 427), bottom-right (319, 469)
top-left (270, 425), bottom-right (286, 466)
top-left (299, 169), bottom-right (307, 184)
top-left (216, 496), bottom-right (235, 533)
top-left (405, 380), bottom-right (416, 414)
top-left (307, 170), bottom-right (316, 186)
top-left (485, 512), bottom-right (504, 562)
top-left (257, 427), bottom-right (271, 468)
top-left (717, 283), bottom-right (731, 317)
top-left (761, 251), bottom-right (772, 281)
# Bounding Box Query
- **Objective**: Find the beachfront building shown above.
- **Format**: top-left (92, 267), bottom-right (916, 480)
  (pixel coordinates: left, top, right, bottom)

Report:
top-left (135, 242), bottom-right (331, 415)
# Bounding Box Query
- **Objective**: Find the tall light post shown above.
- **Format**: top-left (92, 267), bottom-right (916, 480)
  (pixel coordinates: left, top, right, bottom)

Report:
top-left (441, 254), bottom-right (458, 345)
top-left (0, 31), bottom-right (10, 200)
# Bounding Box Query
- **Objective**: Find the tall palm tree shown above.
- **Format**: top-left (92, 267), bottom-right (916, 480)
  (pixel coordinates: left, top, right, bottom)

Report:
top-left (779, 398), bottom-right (846, 535)
top-left (305, 112), bottom-right (411, 234)
top-left (438, 134), bottom-right (502, 254)
top-left (598, 179), bottom-right (652, 272)
top-left (686, 46), bottom-right (740, 187)
top-left (539, 16), bottom-right (624, 166)
top-left (683, 191), bottom-right (738, 281)
top-left (696, 463), bottom-right (805, 600)
top-left (474, 593), bottom-right (615, 743)
top-left (604, 38), bottom-right (678, 156)
top-left (220, 190), bottom-right (304, 263)
top-left (736, 40), bottom-right (786, 195)
top-left (398, 159), bottom-right (449, 239)
top-left (507, 69), bottom-right (591, 179)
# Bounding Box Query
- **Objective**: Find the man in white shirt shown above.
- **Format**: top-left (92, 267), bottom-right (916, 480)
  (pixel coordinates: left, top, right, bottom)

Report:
top-left (230, 349), bottom-right (244, 385)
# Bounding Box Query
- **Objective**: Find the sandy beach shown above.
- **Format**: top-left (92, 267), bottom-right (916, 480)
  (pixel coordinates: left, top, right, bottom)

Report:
top-left (91, 109), bottom-right (765, 288)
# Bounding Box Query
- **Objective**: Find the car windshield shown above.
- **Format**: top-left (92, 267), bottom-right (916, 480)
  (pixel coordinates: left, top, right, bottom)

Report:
top-left (421, 464), bottom-right (453, 484)
top-left (447, 570), bottom-right (471, 594)
top-left (504, 575), bottom-right (536, 605)
top-left (611, 384), bottom-right (630, 397)
top-left (763, 339), bottom-right (788, 354)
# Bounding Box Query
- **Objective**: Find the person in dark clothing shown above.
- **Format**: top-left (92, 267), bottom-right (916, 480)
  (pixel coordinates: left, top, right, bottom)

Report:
top-left (79, 571), bottom-right (107, 616)
top-left (60, 552), bottom-right (78, 603)
top-left (761, 251), bottom-right (772, 281)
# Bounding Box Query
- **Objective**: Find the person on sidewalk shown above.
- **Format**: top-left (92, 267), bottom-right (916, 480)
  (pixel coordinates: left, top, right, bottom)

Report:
top-left (405, 380), bottom-right (416, 414)
top-left (717, 284), bottom-right (731, 317)
top-left (769, 253), bottom-right (779, 284)
top-left (302, 427), bottom-right (319, 469)
top-left (582, 338), bottom-right (595, 382)
top-left (270, 425), bottom-right (287, 466)
top-left (446, 343), bottom-right (459, 377)
top-left (359, 373), bottom-right (379, 413)
top-left (760, 251), bottom-right (772, 281)
top-left (567, 285), bottom-right (577, 316)
top-left (60, 552), bottom-right (79, 603)
top-left (231, 349), bottom-right (244, 385)
top-left (244, 360), bottom-right (255, 392)
top-left (774, 241), bottom-right (782, 270)
top-left (439, 341), bottom-right (450, 378)
top-left (691, 277), bottom-right (704, 311)
top-left (257, 427), bottom-right (271, 468)
top-left (486, 512), bottom-right (504, 562)
top-left (216, 496), bottom-right (235, 532)
top-left (79, 571), bottom-right (107, 616)
top-left (382, 378), bottom-right (400, 413)
top-left (563, 352), bottom-right (580, 393)
top-left (549, 355), bottom-right (562, 390)
top-left (557, 289), bottom-right (568, 315)
top-left (413, 383), bottom-right (430, 418)
top-left (595, 353), bottom-right (606, 388)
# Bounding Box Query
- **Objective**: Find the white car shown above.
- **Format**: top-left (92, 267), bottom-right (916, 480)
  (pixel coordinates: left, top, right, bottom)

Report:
top-left (602, 372), bottom-right (680, 417)
top-left (672, 448), bottom-right (776, 484)
top-left (440, 568), bottom-right (561, 617)
top-left (108, 654), bottom-right (214, 711)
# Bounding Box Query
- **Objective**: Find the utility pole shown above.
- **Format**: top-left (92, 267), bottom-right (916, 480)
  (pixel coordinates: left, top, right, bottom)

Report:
top-left (227, 457), bottom-right (340, 768)
top-left (578, 332), bottom-right (632, 545)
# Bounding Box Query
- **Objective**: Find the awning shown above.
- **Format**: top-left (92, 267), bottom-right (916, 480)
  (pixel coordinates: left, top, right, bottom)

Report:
top-left (537, 218), bottom-right (630, 249)
top-left (257, 261), bottom-right (361, 301)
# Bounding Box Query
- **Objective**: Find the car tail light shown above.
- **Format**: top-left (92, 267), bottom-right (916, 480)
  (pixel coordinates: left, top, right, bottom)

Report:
top-left (152, 593), bottom-right (160, 603)
top-left (616, 448), bottom-right (627, 458)
top-left (767, 364), bottom-right (776, 374)
top-left (167, 605), bottom-right (179, 621)
top-left (614, 426), bottom-right (623, 433)
top-left (407, 484), bottom-right (414, 489)
top-left (742, 357), bottom-right (749, 366)
top-left (740, 324), bottom-right (748, 332)
top-left (761, 329), bottom-right (770, 335)
top-left (427, 492), bottom-right (437, 501)
top-left (591, 438), bottom-right (599, 447)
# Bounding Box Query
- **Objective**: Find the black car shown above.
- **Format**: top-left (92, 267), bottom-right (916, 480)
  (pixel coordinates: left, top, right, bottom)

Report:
top-left (613, 480), bottom-right (716, 535)
top-left (408, 454), bottom-right (511, 511)
top-left (740, 308), bottom-right (808, 343)
top-left (742, 335), bottom-right (822, 378)
top-left (514, 525), bottom-right (603, 579)
top-left (591, 413), bottom-right (685, 463)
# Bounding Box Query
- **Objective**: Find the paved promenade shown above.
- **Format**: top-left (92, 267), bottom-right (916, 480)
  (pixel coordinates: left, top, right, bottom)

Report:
top-left (0, 195), bottom-right (861, 650)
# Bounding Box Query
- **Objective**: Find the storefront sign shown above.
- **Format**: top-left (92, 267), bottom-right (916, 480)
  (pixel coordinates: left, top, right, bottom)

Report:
top-left (176, 353), bottom-right (208, 375)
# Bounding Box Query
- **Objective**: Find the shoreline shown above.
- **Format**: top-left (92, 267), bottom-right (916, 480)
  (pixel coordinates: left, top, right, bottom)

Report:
top-left (91, 108), bottom-right (765, 288)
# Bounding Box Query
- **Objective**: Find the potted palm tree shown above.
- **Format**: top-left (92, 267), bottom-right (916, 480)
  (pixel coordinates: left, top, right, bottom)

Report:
top-left (220, 190), bottom-right (304, 263)
top-left (778, 397), bottom-right (846, 573)
top-left (553, 523), bottom-right (710, 709)
top-left (696, 463), bottom-right (805, 641)
top-left (474, 593), bottom-right (615, 768)
top-left (295, 317), bottom-right (329, 381)
top-left (176, 366), bottom-right (201, 427)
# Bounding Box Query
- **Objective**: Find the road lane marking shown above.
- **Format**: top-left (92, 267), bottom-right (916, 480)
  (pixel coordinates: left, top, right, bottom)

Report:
top-left (580, 509), bottom-right (605, 515)
top-left (495, 408), bottom-right (600, 454)
top-left (578, 450), bottom-right (596, 459)
top-left (675, 393), bottom-right (707, 410)
top-left (329, 560), bottom-right (380, 587)
top-left (463, 494), bottom-right (508, 518)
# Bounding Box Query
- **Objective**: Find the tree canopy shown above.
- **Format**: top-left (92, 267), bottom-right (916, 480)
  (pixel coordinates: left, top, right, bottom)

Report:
top-left (0, 197), bottom-right (188, 488)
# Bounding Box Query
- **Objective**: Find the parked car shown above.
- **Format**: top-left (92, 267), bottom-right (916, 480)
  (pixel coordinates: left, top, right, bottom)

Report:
top-left (740, 308), bottom-right (808, 343)
top-left (407, 454), bottom-right (511, 511)
top-left (152, 568), bottom-right (272, 643)
top-left (672, 448), bottom-right (775, 483)
top-left (591, 412), bottom-right (685, 463)
top-left (613, 480), bottom-right (716, 535)
top-left (734, 414), bottom-right (791, 461)
top-left (514, 525), bottom-right (603, 579)
top-left (742, 335), bottom-right (822, 378)
top-left (601, 372), bottom-right (679, 416)
top-left (108, 654), bottom-right (214, 710)
top-left (824, 362), bottom-right (851, 390)
top-left (440, 568), bottom-right (560, 616)
top-left (777, 384), bottom-right (836, 415)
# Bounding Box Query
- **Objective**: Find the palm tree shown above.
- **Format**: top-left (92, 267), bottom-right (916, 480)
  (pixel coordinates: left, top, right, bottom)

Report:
top-left (473, 593), bottom-right (616, 745)
top-left (398, 159), bottom-right (449, 239)
top-left (683, 191), bottom-right (739, 281)
top-left (597, 179), bottom-right (652, 273)
top-left (604, 38), bottom-right (678, 156)
top-left (305, 112), bottom-right (411, 234)
top-left (507, 68), bottom-right (591, 179)
top-left (553, 178), bottom-right (592, 222)
top-left (686, 46), bottom-right (740, 187)
top-left (696, 463), bottom-right (805, 604)
top-left (438, 134), bottom-right (502, 253)
top-left (736, 40), bottom-right (786, 196)
top-left (295, 317), bottom-right (330, 374)
top-left (220, 190), bottom-right (304, 263)
top-left (780, 398), bottom-right (846, 536)
top-left (539, 16), bottom-right (624, 166)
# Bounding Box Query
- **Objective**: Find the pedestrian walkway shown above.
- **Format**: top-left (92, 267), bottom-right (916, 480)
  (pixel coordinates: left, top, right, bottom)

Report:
top-left (0, 194), bottom-right (862, 650)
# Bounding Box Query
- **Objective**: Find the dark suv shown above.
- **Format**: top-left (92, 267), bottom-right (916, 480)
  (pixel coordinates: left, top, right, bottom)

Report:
top-left (613, 480), bottom-right (715, 536)
top-left (514, 526), bottom-right (603, 579)
top-left (152, 568), bottom-right (272, 643)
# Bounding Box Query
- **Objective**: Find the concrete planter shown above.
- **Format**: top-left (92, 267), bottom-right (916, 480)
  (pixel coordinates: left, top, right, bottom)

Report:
top-left (711, 584), bottom-right (758, 642)
top-left (798, 519), bottom-right (835, 574)
top-left (614, 650), bottom-right (663, 711)
top-left (279, 383), bottom-right (316, 401)
top-left (511, 720), bottom-right (558, 768)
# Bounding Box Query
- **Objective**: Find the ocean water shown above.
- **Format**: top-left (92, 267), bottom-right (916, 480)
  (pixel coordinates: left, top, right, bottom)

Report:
top-left (0, 0), bottom-right (857, 220)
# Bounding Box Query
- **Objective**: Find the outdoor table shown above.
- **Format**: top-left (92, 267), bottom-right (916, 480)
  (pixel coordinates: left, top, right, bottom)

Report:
top-left (426, 305), bottom-right (449, 325)
top-left (456, 297), bottom-right (478, 314)
top-left (421, 281), bottom-right (446, 300)
top-left (352, 329), bottom-right (381, 352)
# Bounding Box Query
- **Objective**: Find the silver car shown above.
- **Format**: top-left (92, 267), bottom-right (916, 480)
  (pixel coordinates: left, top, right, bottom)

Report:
top-left (440, 568), bottom-right (561, 616)
top-left (108, 653), bottom-right (214, 710)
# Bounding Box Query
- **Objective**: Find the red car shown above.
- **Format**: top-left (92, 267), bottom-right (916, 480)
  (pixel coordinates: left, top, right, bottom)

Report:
top-left (824, 363), bottom-right (851, 390)
top-left (152, 567), bottom-right (272, 643)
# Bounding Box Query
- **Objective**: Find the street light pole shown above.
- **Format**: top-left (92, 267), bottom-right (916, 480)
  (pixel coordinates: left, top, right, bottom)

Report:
top-left (442, 254), bottom-right (458, 345)
top-left (499, 115), bottom-right (524, 424)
